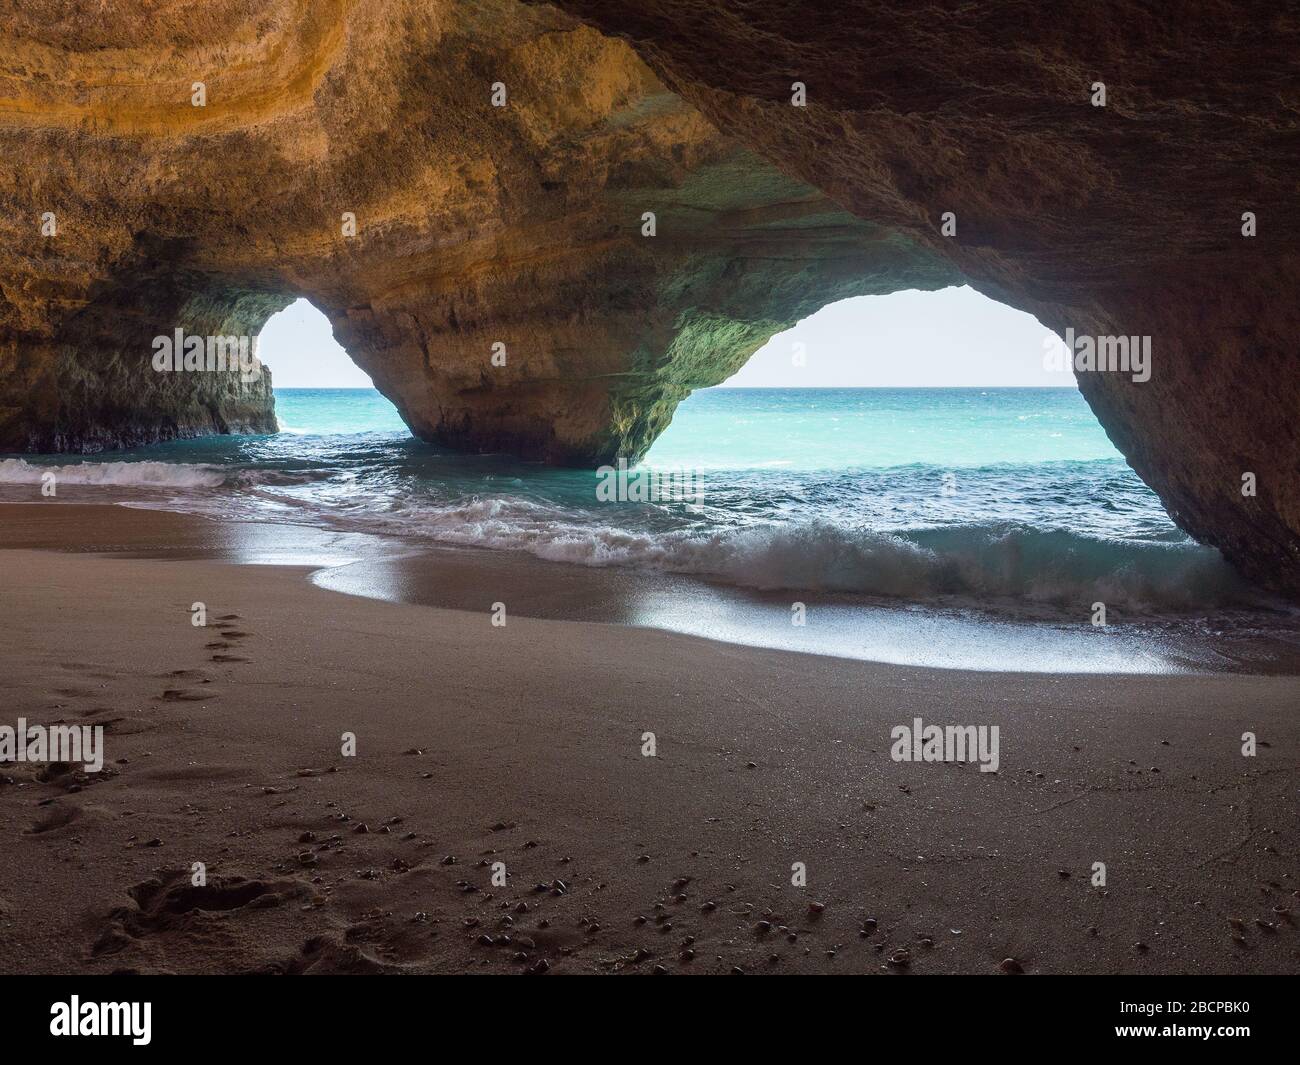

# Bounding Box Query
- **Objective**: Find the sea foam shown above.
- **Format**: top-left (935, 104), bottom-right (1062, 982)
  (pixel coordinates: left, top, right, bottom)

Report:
top-left (0, 457), bottom-right (228, 488)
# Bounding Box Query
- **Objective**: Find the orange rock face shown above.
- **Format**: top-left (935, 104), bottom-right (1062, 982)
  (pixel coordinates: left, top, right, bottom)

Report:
top-left (0, 0), bottom-right (948, 461)
top-left (1, 1), bottom-right (1297, 592)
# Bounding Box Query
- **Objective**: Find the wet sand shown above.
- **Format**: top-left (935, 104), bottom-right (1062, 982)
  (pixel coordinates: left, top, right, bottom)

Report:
top-left (0, 502), bottom-right (1297, 974)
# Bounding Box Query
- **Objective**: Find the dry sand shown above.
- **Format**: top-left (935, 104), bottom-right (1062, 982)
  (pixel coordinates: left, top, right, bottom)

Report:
top-left (0, 503), bottom-right (1296, 974)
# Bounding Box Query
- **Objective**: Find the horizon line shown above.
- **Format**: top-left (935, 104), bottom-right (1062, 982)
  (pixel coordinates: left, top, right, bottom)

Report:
top-left (272, 382), bottom-right (1081, 390)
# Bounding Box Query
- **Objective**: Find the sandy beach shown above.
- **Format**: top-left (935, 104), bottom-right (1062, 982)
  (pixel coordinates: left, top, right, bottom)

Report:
top-left (0, 501), bottom-right (1295, 975)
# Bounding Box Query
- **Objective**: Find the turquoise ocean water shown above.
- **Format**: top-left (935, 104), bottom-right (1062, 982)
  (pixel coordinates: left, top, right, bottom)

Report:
top-left (0, 386), bottom-right (1272, 616)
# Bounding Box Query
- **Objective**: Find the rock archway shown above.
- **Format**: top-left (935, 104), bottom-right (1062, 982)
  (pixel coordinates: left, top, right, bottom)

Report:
top-left (0, 0), bottom-right (952, 461)
top-left (533, 0), bottom-right (1300, 595)
top-left (0, 0), bottom-right (1296, 593)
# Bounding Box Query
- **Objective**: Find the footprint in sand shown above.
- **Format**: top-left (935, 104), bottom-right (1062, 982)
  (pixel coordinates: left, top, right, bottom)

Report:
top-left (215, 614), bottom-right (241, 621)
top-left (288, 938), bottom-right (394, 975)
top-left (35, 761), bottom-right (75, 784)
top-left (50, 685), bottom-right (98, 699)
top-left (205, 641), bottom-right (232, 650)
top-left (57, 661), bottom-right (118, 679)
top-left (210, 654), bottom-right (250, 663)
top-left (76, 708), bottom-right (152, 738)
top-left (25, 803), bottom-right (82, 834)
top-left (93, 871), bottom-right (311, 958)
top-left (75, 709), bottom-right (125, 728)
top-left (159, 689), bottom-right (215, 702)
top-left (217, 630), bottom-right (251, 639)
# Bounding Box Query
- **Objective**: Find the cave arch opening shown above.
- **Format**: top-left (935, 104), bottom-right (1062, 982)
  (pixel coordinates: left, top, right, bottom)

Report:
top-left (255, 298), bottom-right (402, 436)
top-left (622, 285), bottom-right (1208, 621)
top-left (644, 285), bottom-right (1111, 473)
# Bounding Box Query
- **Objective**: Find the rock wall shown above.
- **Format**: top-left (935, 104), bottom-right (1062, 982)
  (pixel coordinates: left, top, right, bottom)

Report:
top-left (1, 1), bottom-right (1297, 592)
top-left (0, 0), bottom-right (950, 462)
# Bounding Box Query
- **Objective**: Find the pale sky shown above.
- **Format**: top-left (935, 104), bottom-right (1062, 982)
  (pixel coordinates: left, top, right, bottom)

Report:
top-left (724, 286), bottom-right (1070, 387)
top-left (257, 287), bottom-right (1070, 389)
top-left (258, 298), bottom-right (375, 387)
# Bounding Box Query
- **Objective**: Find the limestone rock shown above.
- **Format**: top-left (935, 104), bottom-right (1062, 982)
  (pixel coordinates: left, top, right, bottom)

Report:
top-left (0, 0), bottom-right (949, 463)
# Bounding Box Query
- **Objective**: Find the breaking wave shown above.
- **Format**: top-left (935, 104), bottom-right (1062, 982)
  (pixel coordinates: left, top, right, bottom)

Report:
top-left (0, 457), bottom-right (229, 489)
top-left (1, 400), bottom-right (1279, 619)
top-left (299, 495), bottom-right (1265, 614)
top-left (0, 458), bottom-right (335, 490)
